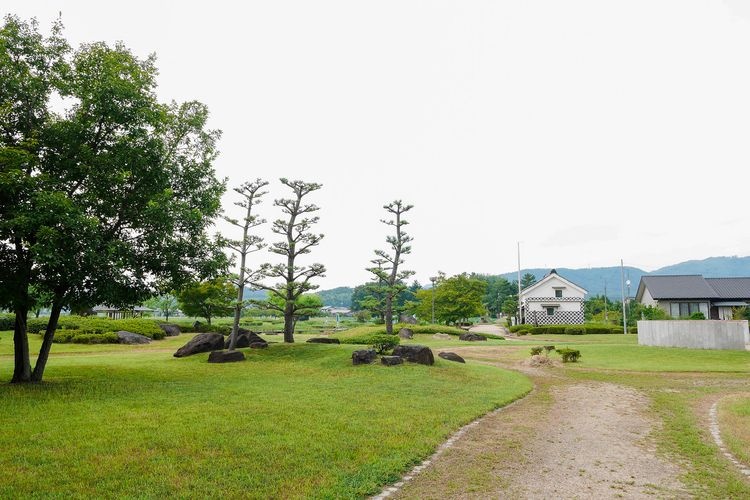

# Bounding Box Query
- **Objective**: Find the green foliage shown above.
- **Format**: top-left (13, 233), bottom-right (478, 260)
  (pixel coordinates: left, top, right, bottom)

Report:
top-left (355, 310), bottom-right (371, 323)
top-left (733, 306), bottom-right (750, 320)
top-left (509, 324), bottom-right (532, 333)
top-left (470, 274), bottom-right (515, 318)
top-left (25, 316), bottom-right (165, 339)
top-left (543, 345), bottom-right (555, 354)
top-left (689, 312), bottom-right (706, 320)
top-left (369, 334), bottom-right (400, 354)
top-left (318, 287), bottom-right (353, 307)
top-left (529, 327), bottom-right (547, 335)
top-left (564, 326), bottom-right (585, 335)
top-left (177, 278), bottom-right (235, 325)
top-left (412, 274), bottom-right (486, 325)
top-left (144, 294), bottom-right (178, 321)
top-left (627, 326), bottom-right (638, 334)
top-left (557, 348), bottom-right (581, 363)
top-left (530, 346), bottom-right (543, 356)
top-left (0, 314), bottom-right (12, 331)
top-left (520, 273), bottom-right (537, 290)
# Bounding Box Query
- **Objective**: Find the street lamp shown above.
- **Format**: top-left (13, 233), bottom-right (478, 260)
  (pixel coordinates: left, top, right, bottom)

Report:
top-left (429, 276), bottom-right (437, 324)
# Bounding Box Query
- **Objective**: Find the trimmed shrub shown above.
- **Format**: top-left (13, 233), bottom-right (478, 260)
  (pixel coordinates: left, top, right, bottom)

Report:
top-left (610, 326), bottom-right (624, 334)
top-left (583, 326), bottom-right (610, 335)
top-left (543, 345), bottom-right (555, 354)
top-left (0, 314), bottom-right (15, 331)
top-left (530, 346), bottom-right (543, 356)
top-left (546, 326), bottom-right (566, 335)
top-left (564, 326), bottom-right (584, 335)
top-left (27, 318), bottom-right (49, 334)
top-left (71, 332), bottom-right (119, 344)
top-left (509, 325), bottom-right (532, 333)
top-left (557, 348), bottom-right (581, 363)
top-left (689, 312), bottom-right (706, 320)
top-left (369, 334), bottom-right (400, 354)
top-left (627, 326), bottom-right (638, 334)
top-left (529, 326), bottom-right (548, 335)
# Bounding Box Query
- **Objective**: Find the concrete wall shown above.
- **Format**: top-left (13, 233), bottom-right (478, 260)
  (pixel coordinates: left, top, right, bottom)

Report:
top-left (637, 320), bottom-right (750, 350)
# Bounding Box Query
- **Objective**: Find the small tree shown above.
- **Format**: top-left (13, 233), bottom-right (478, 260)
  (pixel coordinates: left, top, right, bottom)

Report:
top-left (412, 273), bottom-right (486, 325)
top-left (177, 279), bottom-right (235, 325)
top-left (367, 200), bottom-right (414, 335)
top-left (249, 179), bottom-right (326, 343)
top-left (222, 179), bottom-right (268, 350)
top-left (146, 294), bottom-right (178, 322)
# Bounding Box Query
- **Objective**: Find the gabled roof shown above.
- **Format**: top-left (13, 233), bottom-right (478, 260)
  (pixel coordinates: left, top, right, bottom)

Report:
top-left (636, 275), bottom-right (750, 301)
top-left (705, 278), bottom-right (750, 299)
top-left (520, 269), bottom-right (587, 297)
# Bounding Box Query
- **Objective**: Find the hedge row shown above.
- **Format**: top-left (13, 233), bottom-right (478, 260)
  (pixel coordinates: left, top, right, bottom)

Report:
top-left (23, 317), bottom-right (165, 339)
top-left (509, 324), bottom-right (628, 335)
top-left (53, 330), bottom-right (120, 344)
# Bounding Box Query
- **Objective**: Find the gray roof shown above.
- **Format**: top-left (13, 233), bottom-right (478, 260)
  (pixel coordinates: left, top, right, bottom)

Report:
top-left (639, 275), bottom-right (750, 300)
top-left (705, 278), bottom-right (750, 299)
top-left (639, 275), bottom-right (719, 299)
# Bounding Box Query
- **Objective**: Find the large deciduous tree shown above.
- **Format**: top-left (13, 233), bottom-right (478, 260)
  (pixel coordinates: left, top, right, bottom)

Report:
top-left (0, 16), bottom-right (226, 383)
top-left (249, 178), bottom-right (326, 343)
top-left (222, 179), bottom-right (267, 350)
top-left (177, 278), bottom-right (235, 326)
top-left (412, 274), bottom-right (486, 325)
top-left (366, 200), bottom-right (414, 335)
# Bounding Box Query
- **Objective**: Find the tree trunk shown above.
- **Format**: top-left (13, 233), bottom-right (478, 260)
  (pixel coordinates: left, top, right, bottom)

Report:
top-left (283, 299), bottom-right (295, 343)
top-left (385, 294), bottom-right (394, 334)
top-left (31, 302), bottom-right (62, 383)
top-left (11, 307), bottom-right (32, 383)
top-left (228, 301), bottom-right (242, 351)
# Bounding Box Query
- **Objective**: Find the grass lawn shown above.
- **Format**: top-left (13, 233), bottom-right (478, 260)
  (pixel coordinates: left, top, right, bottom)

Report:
top-left (0, 332), bottom-right (531, 498)
top-left (718, 395), bottom-right (750, 468)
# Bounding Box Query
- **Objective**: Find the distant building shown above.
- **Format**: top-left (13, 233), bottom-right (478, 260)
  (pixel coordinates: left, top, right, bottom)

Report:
top-left (635, 275), bottom-right (750, 320)
top-left (520, 269), bottom-right (587, 325)
top-left (321, 306), bottom-right (352, 316)
top-left (93, 305), bottom-right (154, 319)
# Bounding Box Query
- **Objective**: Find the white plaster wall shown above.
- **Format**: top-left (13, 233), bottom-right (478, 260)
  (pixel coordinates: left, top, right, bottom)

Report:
top-left (521, 276), bottom-right (585, 301)
top-left (526, 300), bottom-right (583, 312)
top-left (638, 320), bottom-right (750, 350)
top-left (640, 288), bottom-right (657, 307)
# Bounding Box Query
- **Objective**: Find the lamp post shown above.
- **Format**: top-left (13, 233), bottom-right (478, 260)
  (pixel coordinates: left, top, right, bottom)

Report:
top-left (429, 276), bottom-right (437, 324)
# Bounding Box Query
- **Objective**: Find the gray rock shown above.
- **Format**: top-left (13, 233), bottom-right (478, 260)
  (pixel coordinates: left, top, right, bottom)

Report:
top-left (174, 332), bottom-right (225, 357)
top-left (459, 333), bottom-right (487, 342)
top-left (159, 324), bottom-right (181, 337)
top-left (249, 341), bottom-right (268, 349)
top-left (306, 337), bottom-right (340, 344)
top-left (392, 345), bottom-right (434, 365)
top-left (225, 331), bottom-right (266, 349)
top-left (207, 350), bottom-right (246, 363)
top-left (398, 328), bottom-right (414, 339)
top-left (117, 330), bottom-right (152, 345)
top-left (381, 355), bottom-right (404, 366)
top-left (352, 349), bottom-right (377, 365)
top-left (432, 333), bottom-right (451, 340)
top-left (438, 352), bottom-right (465, 363)
top-left (399, 314), bottom-right (417, 325)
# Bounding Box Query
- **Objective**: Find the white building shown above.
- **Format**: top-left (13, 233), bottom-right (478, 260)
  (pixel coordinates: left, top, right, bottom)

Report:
top-left (520, 270), bottom-right (587, 325)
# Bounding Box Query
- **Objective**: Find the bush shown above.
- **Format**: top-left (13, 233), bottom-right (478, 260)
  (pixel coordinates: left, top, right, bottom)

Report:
top-left (369, 334), bottom-right (400, 354)
top-left (529, 326), bottom-right (547, 335)
top-left (355, 311), bottom-right (371, 323)
top-left (509, 325), bottom-right (532, 333)
top-left (27, 318), bottom-right (49, 334)
top-left (0, 314), bottom-right (14, 331)
top-left (546, 326), bottom-right (566, 335)
top-left (71, 332), bottom-right (119, 344)
top-left (564, 326), bottom-right (584, 335)
top-left (557, 348), bottom-right (581, 363)
top-left (689, 312), bottom-right (706, 320)
top-left (610, 326), bottom-right (624, 334)
top-left (543, 345), bottom-right (555, 354)
top-left (627, 326), bottom-right (638, 334)
top-left (530, 346), bottom-right (543, 356)
top-left (583, 326), bottom-right (610, 335)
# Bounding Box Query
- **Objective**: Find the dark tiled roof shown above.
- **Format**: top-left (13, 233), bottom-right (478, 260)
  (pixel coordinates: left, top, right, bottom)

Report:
top-left (640, 275), bottom-right (719, 299)
top-left (706, 278), bottom-right (750, 299)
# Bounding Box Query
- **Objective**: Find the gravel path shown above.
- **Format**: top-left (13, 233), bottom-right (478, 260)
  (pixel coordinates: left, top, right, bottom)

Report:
top-left (513, 382), bottom-right (687, 499)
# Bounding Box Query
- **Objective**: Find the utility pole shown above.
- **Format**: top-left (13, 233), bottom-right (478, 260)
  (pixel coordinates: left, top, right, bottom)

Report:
top-left (517, 242), bottom-right (522, 325)
top-left (620, 259), bottom-right (627, 334)
top-left (429, 276), bottom-right (437, 324)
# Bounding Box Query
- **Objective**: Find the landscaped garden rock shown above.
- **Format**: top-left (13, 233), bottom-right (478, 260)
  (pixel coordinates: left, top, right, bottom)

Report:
top-left (207, 350), bottom-right (246, 363)
top-left (399, 314), bottom-right (417, 324)
top-left (249, 341), bottom-right (268, 349)
top-left (225, 331), bottom-right (266, 349)
top-left (306, 338), bottom-right (340, 344)
top-left (381, 355), bottom-right (403, 366)
top-left (392, 345), bottom-right (434, 365)
top-left (459, 333), bottom-right (487, 342)
top-left (352, 349), bottom-right (377, 365)
top-left (398, 328), bottom-right (413, 339)
top-left (174, 332), bottom-right (225, 357)
top-left (433, 333), bottom-right (451, 340)
top-left (159, 323), bottom-right (181, 336)
top-left (438, 352), bottom-right (465, 363)
top-left (116, 330), bottom-right (152, 345)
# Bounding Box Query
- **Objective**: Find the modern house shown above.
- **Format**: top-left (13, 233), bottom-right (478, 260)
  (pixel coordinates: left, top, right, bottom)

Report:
top-left (520, 269), bottom-right (587, 325)
top-left (635, 275), bottom-right (750, 320)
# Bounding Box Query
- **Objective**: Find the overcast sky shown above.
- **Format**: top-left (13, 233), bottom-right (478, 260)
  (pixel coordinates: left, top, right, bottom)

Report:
top-left (6, 1), bottom-right (750, 288)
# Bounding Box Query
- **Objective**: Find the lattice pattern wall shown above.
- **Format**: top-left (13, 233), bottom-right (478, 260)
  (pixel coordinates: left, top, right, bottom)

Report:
top-left (525, 310), bottom-right (585, 325)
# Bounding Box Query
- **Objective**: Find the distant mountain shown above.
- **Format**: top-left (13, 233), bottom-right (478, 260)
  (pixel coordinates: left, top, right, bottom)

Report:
top-left (318, 286), bottom-right (354, 307)
top-left (498, 256), bottom-right (750, 299)
top-left (651, 256), bottom-right (750, 277)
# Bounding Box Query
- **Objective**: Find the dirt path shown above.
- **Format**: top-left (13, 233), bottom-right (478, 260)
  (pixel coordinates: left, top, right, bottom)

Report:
top-left (468, 324), bottom-right (508, 336)
top-left (393, 367), bottom-right (688, 499)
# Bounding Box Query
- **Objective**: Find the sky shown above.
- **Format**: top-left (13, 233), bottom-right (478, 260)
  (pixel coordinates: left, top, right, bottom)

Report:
top-left (5, 1), bottom-right (750, 289)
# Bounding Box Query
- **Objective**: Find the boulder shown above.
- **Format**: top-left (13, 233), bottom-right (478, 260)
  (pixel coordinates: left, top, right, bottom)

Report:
top-left (207, 350), bottom-right (246, 363)
top-left (117, 330), bottom-right (152, 345)
top-left (459, 333), bottom-right (487, 342)
top-left (174, 332), bottom-right (225, 357)
top-left (306, 337), bottom-right (341, 344)
top-left (433, 333), bottom-right (451, 340)
top-left (159, 323), bottom-right (181, 337)
top-left (438, 352), bottom-right (465, 363)
top-left (249, 342), bottom-right (268, 349)
top-left (398, 328), bottom-right (414, 339)
top-left (381, 355), bottom-right (404, 366)
top-left (225, 331), bottom-right (266, 349)
top-left (392, 345), bottom-right (434, 365)
top-left (399, 314), bottom-right (418, 325)
top-left (352, 349), bottom-right (377, 365)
